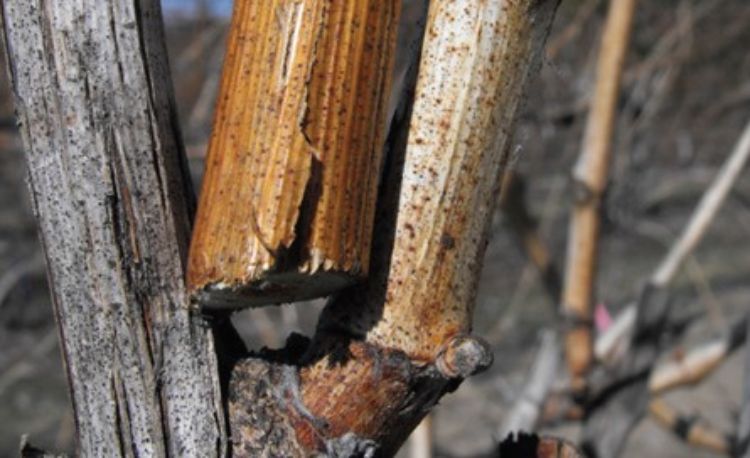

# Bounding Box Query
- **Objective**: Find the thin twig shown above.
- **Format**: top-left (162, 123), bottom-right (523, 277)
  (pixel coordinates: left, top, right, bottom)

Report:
top-left (649, 316), bottom-right (747, 394)
top-left (653, 122), bottom-right (750, 286)
top-left (594, 303), bottom-right (636, 367)
top-left (700, 81), bottom-right (750, 124)
top-left (583, 120), bottom-right (750, 457)
top-left (545, 0), bottom-right (601, 60)
top-left (595, 121), bottom-right (750, 368)
top-left (499, 331), bottom-right (561, 438)
top-left (562, 0), bottom-right (637, 388)
top-left (621, 0), bottom-right (720, 87)
top-left (649, 399), bottom-right (731, 455)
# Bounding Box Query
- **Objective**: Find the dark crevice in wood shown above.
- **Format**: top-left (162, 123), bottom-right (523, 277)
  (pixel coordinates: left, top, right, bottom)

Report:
top-left (111, 373), bottom-right (132, 457)
top-left (278, 155), bottom-right (324, 274)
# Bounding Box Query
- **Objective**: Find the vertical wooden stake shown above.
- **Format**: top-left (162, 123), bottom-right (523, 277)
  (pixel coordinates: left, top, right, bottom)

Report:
top-left (1, 1), bottom-right (225, 455)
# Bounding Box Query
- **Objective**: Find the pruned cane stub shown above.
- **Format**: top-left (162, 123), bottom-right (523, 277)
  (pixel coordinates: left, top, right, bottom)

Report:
top-left (187, 0), bottom-right (401, 310)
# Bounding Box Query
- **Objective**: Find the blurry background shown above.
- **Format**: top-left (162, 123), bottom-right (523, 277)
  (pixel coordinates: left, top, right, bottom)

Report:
top-left (0, 0), bottom-right (748, 456)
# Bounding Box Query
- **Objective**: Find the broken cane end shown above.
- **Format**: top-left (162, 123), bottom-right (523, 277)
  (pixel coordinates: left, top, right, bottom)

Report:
top-left (187, 0), bottom-right (400, 310)
top-left (189, 270), bottom-right (356, 310)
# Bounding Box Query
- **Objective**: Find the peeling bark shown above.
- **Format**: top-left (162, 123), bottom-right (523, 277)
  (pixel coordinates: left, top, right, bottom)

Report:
top-left (1, 1), bottom-right (225, 456)
top-left (227, 0), bottom-right (560, 454)
top-left (188, 0), bottom-right (401, 309)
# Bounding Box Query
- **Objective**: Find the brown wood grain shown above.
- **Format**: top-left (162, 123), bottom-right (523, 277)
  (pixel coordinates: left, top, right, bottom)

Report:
top-left (188, 0), bottom-right (400, 308)
top-left (227, 0), bottom-right (561, 454)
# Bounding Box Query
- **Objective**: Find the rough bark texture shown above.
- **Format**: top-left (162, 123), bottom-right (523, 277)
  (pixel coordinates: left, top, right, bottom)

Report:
top-left (1, 1), bottom-right (225, 456)
top-left (561, 0), bottom-right (636, 387)
top-left (227, 0), bottom-right (560, 455)
top-left (187, 0), bottom-right (400, 309)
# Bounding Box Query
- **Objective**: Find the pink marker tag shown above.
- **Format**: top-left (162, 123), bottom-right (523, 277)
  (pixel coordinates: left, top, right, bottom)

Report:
top-left (595, 302), bottom-right (613, 332)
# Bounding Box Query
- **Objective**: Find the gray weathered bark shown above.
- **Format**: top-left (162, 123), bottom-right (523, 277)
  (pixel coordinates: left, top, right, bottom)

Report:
top-left (1, 1), bottom-right (226, 456)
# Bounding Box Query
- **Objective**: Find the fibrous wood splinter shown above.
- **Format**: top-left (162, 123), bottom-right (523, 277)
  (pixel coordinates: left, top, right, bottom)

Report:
top-left (187, 0), bottom-right (400, 309)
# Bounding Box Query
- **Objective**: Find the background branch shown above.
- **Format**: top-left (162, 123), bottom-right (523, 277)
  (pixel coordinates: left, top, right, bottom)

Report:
top-left (583, 119), bottom-right (750, 457)
top-left (561, 0), bottom-right (637, 389)
top-left (737, 314), bottom-right (750, 457)
top-left (499, 330), bottom-right (561, 439)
